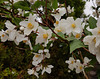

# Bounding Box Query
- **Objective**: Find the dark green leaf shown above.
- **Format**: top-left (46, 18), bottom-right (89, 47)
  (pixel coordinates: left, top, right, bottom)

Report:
top-left (51, 0), bottom-right (58, 9)
top-left (31, 1), bottom-right (45, 10)
top-left (13, 1), bottom-right (30, 10)
top-left (89, 16), bottom-right (97, 29)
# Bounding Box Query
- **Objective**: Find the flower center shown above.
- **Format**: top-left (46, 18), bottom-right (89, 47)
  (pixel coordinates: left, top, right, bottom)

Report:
top-left (71, 61), bottom-right (74, 64)
top-left (23, 40), bottom-right (27, 43)
top-left (55, 28), bottom-right (62, 32)
top-left (79, 66), bottom-right (83, 70)
top-left (93, 38), bottom-right (96, 43)
top-left (98, 30), bottom-right (100, 34)
top-left (43, 34), bottom-right (48, 39)
top-left (71, 24), bottom-right (76, 28)
top-left (75, 34), bottom-right (80, 38)
top-left (35, 54), bottom-right (39, 58)
top-left (2, 34), bottom-right (5, 37)
top-left (27, 23), bottom-right (34, 29)
top-left (56, 21), bottom-right (59, 25)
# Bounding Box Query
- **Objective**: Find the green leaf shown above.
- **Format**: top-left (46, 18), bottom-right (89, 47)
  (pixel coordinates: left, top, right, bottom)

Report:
top-left (70, 39), bottom-right (85, 53)
top-left (66, 36), bottom-right (75, 41)
top-left (57, 32), bottom-right (65, 39)
top-left (89, 16), bottom-right (97, 29)
top-left (13, 1), bottom-right (30, 10)
top-left (51, 0), bottom-right (58, 9)
top-left (12, 18), bottom-right (22, 26)
top-left (33, 44), bottom-right (43, 52)
top-left (31, 1), bottom-right (45, 10)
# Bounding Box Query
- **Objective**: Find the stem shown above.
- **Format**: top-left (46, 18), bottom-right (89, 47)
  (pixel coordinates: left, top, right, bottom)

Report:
top-left (83, 70), bottom-right (89, 79)
top-left (64, 0), bottom-right (68, 17)
top-left (45, 0), bottom-right (48, 22)
top-left (82, 47), bottom-right (90, 52)
top-left (78, 50), bottom-right (84, 63)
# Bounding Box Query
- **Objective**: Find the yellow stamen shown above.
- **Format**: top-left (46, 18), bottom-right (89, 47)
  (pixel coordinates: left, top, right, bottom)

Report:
top-left (2, 34), bottom-right (4, 37)
top-left (43, 34), bottom-right (48, 39)
top-left (56, 21), bottom-right (59, 25)
top-left (55, 28), bottom-right (62, 32)
top-left (93, 38), bottom-right (96, 43)
top-left (71, 61), bottom-right (74, 64)
top-left (80, 66), bottom-right (83, 70)
top-left (75, 34), bottom-right (80, 38)
top-left (35, 54), bottom-right (39, 58)
top-left (27, 23), bottom-right (34, 29)
top-left (98, 30), bottom-right (100, 34)
top-left (23, 40), bottom-right (27, 43)
top-left (71, 24), bottom-right (76, 28)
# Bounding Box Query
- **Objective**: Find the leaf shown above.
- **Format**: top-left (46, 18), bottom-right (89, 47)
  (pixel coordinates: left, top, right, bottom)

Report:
top-left (70, 39), bottom-right (85, 53)
top-left (13, 1), bottom-right (30, 10)
top-left (66, 36), bottom-right (75, 41)
top-left (31, 1), bottom-right (45, 10)
top-left (57, 32), bottom-right (65, 39)
top-left (33, 44), bottom-right (42, 52)
top-left (89, 16), bottom-right (97, 29)
top-left (51, 0), bottom-right (58, 9)
top-left (12, 18), bottom-right (22, 26)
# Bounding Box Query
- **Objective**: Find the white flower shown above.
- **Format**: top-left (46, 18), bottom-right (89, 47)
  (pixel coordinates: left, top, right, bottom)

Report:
top-left (52, 7), bottom-right (66, 21)
top-left (75, 60), bottom-right (84, 73)
top-left (5, 20), bottom-right (16, 30)
top-left (8, 30), bottom-right (17, 41)
top-left (0, 30), bottom-right (8, 42)
top-left (42, 65), bottom-right (54, 75)
top-left (73, 32), bottom-right (82, 39)
top-left (35, 27), bottom-right (52, 45)
top-left (14, 31), bottom-right (25, 45)
top-left (52, 7), bottom-right (66, 27)
top-left (65, 57), bottom-right (76, 70)
top-left (67, 5), bottom-right (74, 13)
top-left (22, 37), bottom-right (33, 50)
top-left (87, 18), bottom-right (100, 47)
top-left (54, 19), bottom-right (67, 34)
top-left (83, 35), bottom-right (98, 55)
top-left (20, 14), bottom-right (38, 35)
top-left (66, 17), bottom-right (83, 35)
top-left (45, 52), bottom-right (50, 58)
top-left (83, 57), bottom-right (91, 66)
top-left (28, 69), bottom-right (39, 78)
top-left (32, 53), bottom-right (43, 66)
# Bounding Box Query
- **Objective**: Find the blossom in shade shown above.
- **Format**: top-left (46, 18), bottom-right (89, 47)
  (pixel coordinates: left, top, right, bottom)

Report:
top-left (20, 14), bottom-right (38, 35)
top-left (35, 27), bottom-right (52, 45)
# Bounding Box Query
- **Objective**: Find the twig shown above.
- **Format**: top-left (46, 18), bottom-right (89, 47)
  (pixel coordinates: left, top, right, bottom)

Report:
top-left (64, 0), bottom-right (68, 17)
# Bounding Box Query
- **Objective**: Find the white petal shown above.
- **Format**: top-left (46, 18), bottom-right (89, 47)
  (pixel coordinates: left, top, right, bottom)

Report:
top-left (96, 52), bottom-right (100, 64)
top-left (5, 20), bottom-right (16, 30)
top-left (24, 28), bottom-right (32, 35)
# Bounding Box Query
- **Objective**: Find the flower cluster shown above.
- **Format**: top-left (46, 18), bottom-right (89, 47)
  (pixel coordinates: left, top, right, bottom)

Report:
top-left (28, 49), bottom-right (53, 78)
top-left (65, 57), bottom-right (91, 73)
top-left (0, 0), bottom-right (99, 78)
top-left (83, 18), bottom-right (100, 63)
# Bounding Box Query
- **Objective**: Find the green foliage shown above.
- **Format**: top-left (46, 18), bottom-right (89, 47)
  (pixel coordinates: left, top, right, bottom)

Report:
top-left (31, 1), bottom-right (45, 10)
top-left (58, 0), bottom-right (85, 18)
top-left (51, 0), bottom-right (58, 10)
top-left (89, 16), bottom-right (97, 29)
top-left (13, 1), bottom-right (30, 10)
top-left (57, 32), bottom-right (65, 39)
top-left (70, 39), bottom-right (85, 53)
